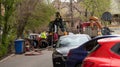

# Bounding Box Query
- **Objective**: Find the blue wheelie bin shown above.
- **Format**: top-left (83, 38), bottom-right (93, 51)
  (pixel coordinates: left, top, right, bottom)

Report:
top-left (14, 39), bottom-right (24, 54)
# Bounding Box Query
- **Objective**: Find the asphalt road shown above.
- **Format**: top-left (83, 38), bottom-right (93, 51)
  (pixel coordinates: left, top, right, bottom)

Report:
top-left (0, 50), bottom-right (53, 67)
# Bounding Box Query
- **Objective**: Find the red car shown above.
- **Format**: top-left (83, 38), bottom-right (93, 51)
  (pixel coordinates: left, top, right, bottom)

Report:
top-left (82, 37), bottom-right (120, 67)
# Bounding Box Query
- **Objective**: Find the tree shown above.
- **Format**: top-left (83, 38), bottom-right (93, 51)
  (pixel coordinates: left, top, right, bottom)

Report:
top-left (80, 0), bottom-right (111, 20)
top-left (0, 0), bottom-right (16, 57)
top-left (14, 0), bottom-right (40, 38)
top-left (14, 0), bottom-right (55, 38)
top-left (25, 1), bottom-right (55, 32)
top-left (1, 0), bottom-right (15, 44)
top-left (0, 0), bottom-right (56, 57)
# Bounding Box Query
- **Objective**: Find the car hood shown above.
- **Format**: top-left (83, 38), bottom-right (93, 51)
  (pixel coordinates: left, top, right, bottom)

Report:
top-left (56, 46), bottom-right (78, 56)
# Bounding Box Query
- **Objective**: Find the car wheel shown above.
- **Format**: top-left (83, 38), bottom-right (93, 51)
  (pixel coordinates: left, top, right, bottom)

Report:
top-left (52, 60), bottom-right (58, 67)
top-left (76, 63), bottom-right (81, 67)
top-left (40, 40), bottom-right (48, 48)
top-left (53, 61), bottom-right (56, 67)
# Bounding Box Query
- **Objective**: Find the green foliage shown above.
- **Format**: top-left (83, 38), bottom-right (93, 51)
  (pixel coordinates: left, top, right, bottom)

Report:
top-left (80, 0), bottom-right (111, 20)
top-left (0, 45), bottom-right (8, 58)
top-left (26, 2), bottom-right (56, 31)
top-left (0, 28), bottom-right (16, 58)
top-left (0, 35), bottom-right (14, 58)
top-left (2, 0), bottom-right (15, 20)
top-left (1, 0), bottom-right (15, 44)
top-left (0, 0), bottom-right (17, 58)
top-left (0, 0), bottom-right (56, 58)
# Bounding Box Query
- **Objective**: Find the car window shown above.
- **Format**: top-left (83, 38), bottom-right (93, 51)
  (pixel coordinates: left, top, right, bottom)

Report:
top-left (56, 36), bottom-right (89, 48)
top-left (111, 43), bottom-right (120, 55)
top-left (90, 44), bottom-right (100, 53)
top-left (84, 40), bottom-right (98, 51)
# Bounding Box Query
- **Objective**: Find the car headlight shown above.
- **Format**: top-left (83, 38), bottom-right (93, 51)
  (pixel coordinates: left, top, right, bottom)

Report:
top-left (53, 51), bottom-right (62, 58)
top-left (53, 50), bottom-right (66, 61)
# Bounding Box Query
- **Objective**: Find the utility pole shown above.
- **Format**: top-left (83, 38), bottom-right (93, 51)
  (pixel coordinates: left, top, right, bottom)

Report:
top-left (70, 0), bottom-right (74, 27)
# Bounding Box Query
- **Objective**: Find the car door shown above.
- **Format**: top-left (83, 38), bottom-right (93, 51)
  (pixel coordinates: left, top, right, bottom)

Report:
top-left (111, 43), bottom-right (120, 67)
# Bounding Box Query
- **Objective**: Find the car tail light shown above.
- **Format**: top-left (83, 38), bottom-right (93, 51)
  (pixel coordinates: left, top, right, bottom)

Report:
top-left (82, 61), bottom-right (94, 67)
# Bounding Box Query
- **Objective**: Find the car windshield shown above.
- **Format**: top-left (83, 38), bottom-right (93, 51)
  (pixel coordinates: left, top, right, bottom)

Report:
top-left (56, 35), bottom-right (89, 48)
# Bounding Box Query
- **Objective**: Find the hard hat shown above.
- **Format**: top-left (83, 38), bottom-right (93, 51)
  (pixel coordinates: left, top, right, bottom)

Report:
top-left (89, 16), bottom-right (99, 21)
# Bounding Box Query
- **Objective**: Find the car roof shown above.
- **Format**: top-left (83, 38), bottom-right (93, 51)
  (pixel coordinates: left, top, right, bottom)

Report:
top-left (93, 35), bottom-right (120, 40)
top-left (98, 37), bottom-right (120, 43)
top-left (78, 35), bottom-right (120, 47)
top-left (59, 34), bottom-right (91, 39)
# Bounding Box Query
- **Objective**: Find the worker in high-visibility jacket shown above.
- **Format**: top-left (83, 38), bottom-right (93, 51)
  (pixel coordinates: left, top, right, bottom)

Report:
top-left (40, 31), bottom-right (47, 39)
top-left (40, 31), bottom-right (49, 48)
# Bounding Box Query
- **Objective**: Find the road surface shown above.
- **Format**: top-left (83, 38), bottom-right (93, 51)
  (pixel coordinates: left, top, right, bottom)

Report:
top-left (0, 50), bottom-right (53, 67)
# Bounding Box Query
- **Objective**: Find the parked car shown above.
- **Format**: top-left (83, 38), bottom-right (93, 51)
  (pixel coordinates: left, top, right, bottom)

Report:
top-left (82, 37), bottom-right (120, 67)
top-left (52, 34), bottom-right (91, 67)
top-left (66, 35), bottom-right (120, 67)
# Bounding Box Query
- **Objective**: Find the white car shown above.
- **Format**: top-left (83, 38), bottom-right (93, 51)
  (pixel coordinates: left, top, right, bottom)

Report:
top-left (52, 34), bottom-right (91, 67)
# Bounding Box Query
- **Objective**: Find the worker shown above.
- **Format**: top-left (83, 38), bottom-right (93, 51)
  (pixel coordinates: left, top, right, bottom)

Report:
top-left (40, 31), bottom-right (47, 39)
top-left (89, 16), bottom-right (102, 30)
top-left (48, 12), bottom-right (67, 47)
top-left (49, 12), bottom-right (66, 33)
top-left (89, 16), bottom-right (103, 36)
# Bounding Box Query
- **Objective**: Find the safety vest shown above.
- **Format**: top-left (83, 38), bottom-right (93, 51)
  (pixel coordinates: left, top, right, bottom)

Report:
top-left (41, 32), bottom-right (47, 39)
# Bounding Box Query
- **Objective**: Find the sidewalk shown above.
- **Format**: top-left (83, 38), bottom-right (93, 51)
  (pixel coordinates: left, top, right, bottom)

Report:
top-left (0, 49), bottom-right (43, 62)
top-left (0, 54), bottom-right (15, 63)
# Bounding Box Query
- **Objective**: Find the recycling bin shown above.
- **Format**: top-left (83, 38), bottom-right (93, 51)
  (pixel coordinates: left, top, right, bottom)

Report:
top-left (14, 39), bottom-right (24, 54)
